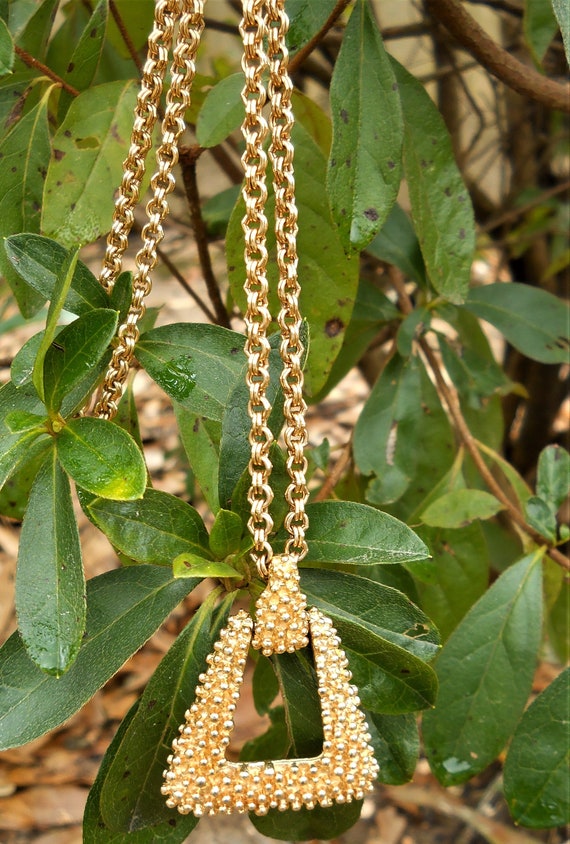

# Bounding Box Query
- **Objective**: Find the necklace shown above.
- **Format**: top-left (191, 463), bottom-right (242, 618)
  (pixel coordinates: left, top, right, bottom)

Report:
top-left (95, 0), bottom-right (378, 819)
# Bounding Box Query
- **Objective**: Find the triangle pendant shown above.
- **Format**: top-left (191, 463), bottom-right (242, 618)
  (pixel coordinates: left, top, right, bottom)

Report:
top-left (162, 599), bottom-right (379, 817)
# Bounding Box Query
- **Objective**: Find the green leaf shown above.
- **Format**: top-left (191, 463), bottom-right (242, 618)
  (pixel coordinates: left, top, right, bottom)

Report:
top-left (536, 444), bottom-right (570, 512)
top-left (99, 591), bottom-right (234, 832)
top-left (11, 330), bottom-right (51, 387)
top-left (84, 487), bottom-right (210, 564)
top-left (4, 233), bottom-right (109, 315)
top-left (354, 353), bottom-right (454, 512)
top-left (209, 508), bottom-right (243, 559)
top-left (366, 203), bottom-right (427, 285)
top-left (420, 489), bottom-right (504, 529)
top-left (525, 495), bottom-right (557, 541)
top-left (0, 89), bottom-right (51, 316)
top-left (524, 0), bottom-right (558, 63)
top-left (366, 711), bottom-right (419, 785)
top-left (15, 450), bottom-right (85, 676)
top-left (43, 310), bottom-right (116, 415)
top-left (32, 248), bottom-right (79, 403)
top-left (463, 282), bottom-right (569, 364)
top-left (0, 436), bottom-right (51, 520)
top-left (0, 566), bottom-right (199, 749)
top-left (327, 0), bottom-right (403, 251)
top-left (423, 551), bottom-right (544, 785)
top-left (227, 122), bottom-right (359, 397)
top-left (413, 524), bottom-right (489, 641)
top-left (548, 579), bottom-right (570, 663)
top-left (504, 667), bottom-right (569, 828)
top-left (397, 306), bottom-right (430, 357)
top-left (57, 417), bottom-right (146, 500)
top-left (176, 409), bottom-right (220, 512)
top-left (0, 17), bottom-right (14, 75)
top-left (294, 500), bottom-right (429, 566)
top-left (172, 553), bottom-right (241, 579)
top-left (551, 0), bottom-right (570, 63)
top-left (0, 429), bottom-right (47, 491)
top-left (136, 323), bottom-right (244, 421)
top-left (252, 653), bottom-right (280, 716)
top-left (0, 381), bottom-right (45, 430)
top-left (42, 80), bottom-right (138, 247)
top-left (84, 700), bottom-right (194, 843)
top-left (10, 0), bottom-right (57, 59)
top-left (291, 88), bottom-right (332, 156)
top-left (251, 799), bottom-right (363, 842)
top-left (476, 439), bottom-right (533, 508)
top-left (230, 441), bottom-right (291, 535)
top-left (58, 0), bottom-right (108, 115)
top-left (240, 705), bottom-right (291, 763)
top-left (391, 59), bottom-right (475, 304)
top-left (302, 570), bottom-right (438, 714)
top-left (286, 0), bottom-right (337, 54)
top-left (196, 72), bottom-right (243, 148)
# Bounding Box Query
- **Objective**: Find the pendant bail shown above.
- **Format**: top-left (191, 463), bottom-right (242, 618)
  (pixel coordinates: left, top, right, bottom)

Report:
top-left (251, 554), bottom-right (309, 656)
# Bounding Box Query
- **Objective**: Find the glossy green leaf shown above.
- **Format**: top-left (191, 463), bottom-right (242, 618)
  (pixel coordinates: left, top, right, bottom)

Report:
top-left (42, 309), bottom-right (117, 413)
top-left (423, 552), bottom-right (544, 785)
top-left (294, 500), bottom-right (429, 566)
top-left (4, 409), bottom-right (46, 433)
top-left (0, 89), bottom-right (51, 316)
top-left (327, 0), bottom-right (402, 251)
top-left (4, 233), bottom-right (109, 314)
top-left (42, 80), bottom-right (138, 247)
top-left (366, 203), bottom-right (427, 285)
top-left (136, 323), bottom-right (244, 421)
top-left (420, 489), bottom-right (504, 529)
top-left (84, 487), bottom-right (210, 564)
top-left (524, 0), bottom-right (558, 63)
top-left (32, 248), bottom-right (79, 403)
top-left (286, 0), bottom-right (337, 54)
top-left (366, 711), bottom-right (419, 785)
top-left (252, 649), bottom-right (363, 841)
top-left (240, 705), bottom-right (291, 763)
top-left (84, 701), bottom-right (195, 843)
top-left (57, 417), bottom-right (146, 500)
top-left (176, 408), bottom-right (220, 512)
top-left (227, 122), bottom-right (359, 396)
top-left (0, 381), bottom-right (45, 430)
top-left (504, 667), bottom-right (569, 828)
top-left (11, 330), bottom-right (51, 387)
top-left (218, 335), bottom-right (284, 510)
top-left (58, 0), bottom-right (108, 115)
top-left (464, 282), bottom-right (569, 364)
top-left (252, 653), bottom-right (280, 716)
top-left (391, 59), bottom-right (475, 304)
top-left (99, 591), bottom-right (234, 832)
top-left (0, 566), bottom-right (199, 749)
top-left (354, 353), bottom-right (454, 512)
top-left (230, 441), bottom-right (290, 535)
top-left (0, 436), bottom-right (51, 519)
top-left (413, 523), bottom-right (489, 641)
top-left (551, 0), bottom-right (570, 63)
top-left (209, 508), bottom-right (243, 559)
top-left (0, 428), bottom-right (47, 491)
top-left (15, 450), bottom-right (85, 676)
top-left (196, 72), bottom-right (243, 148)
top-left (536, 444), bottom-right (570, 511)
top-left (301, 568), bottom-right (439, 661)
top-left (172, 553), bottom-right (241, 579)
top-left (0, 17), bottom-right (14, 75)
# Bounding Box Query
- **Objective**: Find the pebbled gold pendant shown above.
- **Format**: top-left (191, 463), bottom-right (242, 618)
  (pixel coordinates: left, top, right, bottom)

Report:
top-left (162, 557), bottom-right (379, 816)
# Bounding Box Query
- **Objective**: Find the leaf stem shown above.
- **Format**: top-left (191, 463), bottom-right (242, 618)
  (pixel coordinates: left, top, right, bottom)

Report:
top-left (14, 46), bottom-right (80, 97)
top-left (390, 267), bottom-right (570, 572)
top-left (109, 0), bottom-right (144, 74)
top-left (178, 144), bottom-right (231, 328)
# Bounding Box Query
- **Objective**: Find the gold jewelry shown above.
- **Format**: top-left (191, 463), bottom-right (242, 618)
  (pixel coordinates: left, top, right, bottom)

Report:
top-left (95, 0), bottom-right (378, 819)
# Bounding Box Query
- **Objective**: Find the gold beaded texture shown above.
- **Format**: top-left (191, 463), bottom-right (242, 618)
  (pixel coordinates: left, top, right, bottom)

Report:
top-left (161, 608), bottom-right (379, 817)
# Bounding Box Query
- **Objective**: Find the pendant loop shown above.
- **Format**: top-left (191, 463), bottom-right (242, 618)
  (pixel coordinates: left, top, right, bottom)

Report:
top-left (251, 554), bottom-right (309, 655)
top-left (162, 608), bottom-right (379, 817)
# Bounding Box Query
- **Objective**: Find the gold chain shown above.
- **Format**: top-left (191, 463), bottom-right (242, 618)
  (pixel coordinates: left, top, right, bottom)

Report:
top-left (96, 0), bottom-right (309, 574)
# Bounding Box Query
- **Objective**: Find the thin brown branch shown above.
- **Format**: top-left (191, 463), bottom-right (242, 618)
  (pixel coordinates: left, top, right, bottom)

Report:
top-left (424, 0), bottom-right (570, 113)
top-left (289, 0), bottom-right (352, 74)
top-left (480, 178), bottom-right (570, 233)
top-left (109, 0), bottom-right (144, 74)
top-left (389, 268), bottom-right (570, 572)
top-left (14, 46), bottom-right (80, 97)
top-left (314, 441), bottom-right (353, 502)
top-left (156, 246), bottom-right (218, 323)
top-left (178, 145), bottom-right (231, 328)
top-left (209, 144), bottom-right (243, 185)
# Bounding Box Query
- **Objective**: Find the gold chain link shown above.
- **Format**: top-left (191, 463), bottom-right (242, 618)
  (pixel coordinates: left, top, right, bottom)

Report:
top-left (96, 0), bottom-right (308, 576)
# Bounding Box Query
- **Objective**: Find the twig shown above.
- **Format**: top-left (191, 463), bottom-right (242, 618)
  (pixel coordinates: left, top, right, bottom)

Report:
top-left (156, 246), bottom-right (218, 323)
top-left (479, 179), bottom-right (570, 233)
top-left (178, 145), bottom-right (231, 329)
top-left (109, 0), bottom-right (144, 74)
top-left (314, 441), bottom-right (353, 502)
top-left (209, 144), bottom-right (243, 185)
top-left (389, 268), bottom-right (570, 572)
top-left (465, 0), bottom-right (523, 15)
top-left (289, 0), bottom-right (352, 74)
top-left (424, 0), bottom-right (570, 113)
top-left (14, 46), bottom-right (80, 97)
